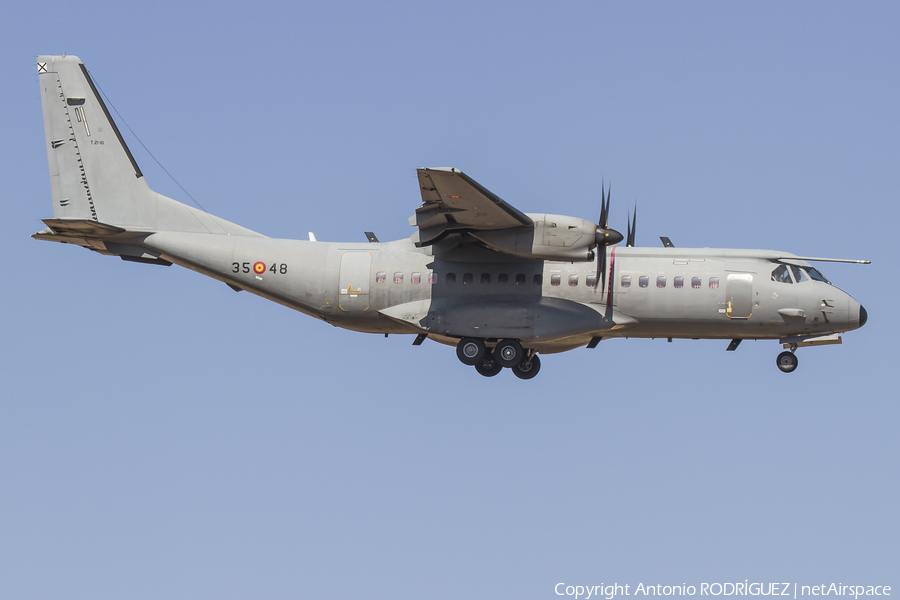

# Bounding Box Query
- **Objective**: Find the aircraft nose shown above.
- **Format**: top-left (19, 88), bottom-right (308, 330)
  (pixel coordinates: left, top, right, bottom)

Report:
top-left (847, 297), bottom-right (866, 330)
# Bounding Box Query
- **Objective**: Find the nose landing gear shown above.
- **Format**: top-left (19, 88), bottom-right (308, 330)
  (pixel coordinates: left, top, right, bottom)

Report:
top-left (776, 350), bottom-right (798, 373)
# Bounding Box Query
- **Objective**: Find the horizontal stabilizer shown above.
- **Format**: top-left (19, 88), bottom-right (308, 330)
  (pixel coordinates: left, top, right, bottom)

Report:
top-left (40, 218), bottom-right (126, 238)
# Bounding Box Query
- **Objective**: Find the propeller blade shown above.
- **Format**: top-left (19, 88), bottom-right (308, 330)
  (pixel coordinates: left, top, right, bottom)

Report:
top-left (605, 247), bottom-right (617, 321)
top-left (599, 184), bottom-right (611, 228)
top-left (593, 182), bottom-right (624, 291)
top-left (597, 244), bottom-right (607, 290)
top-left (626, 204), bottom-right (636, 247)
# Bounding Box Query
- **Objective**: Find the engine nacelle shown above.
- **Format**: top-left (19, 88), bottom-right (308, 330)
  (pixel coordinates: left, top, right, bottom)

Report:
top-left (470, 213), bottom-right (597, 262)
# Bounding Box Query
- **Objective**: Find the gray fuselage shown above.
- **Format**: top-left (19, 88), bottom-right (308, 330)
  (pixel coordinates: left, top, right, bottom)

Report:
top-left (141, 231), bottom-right (864, 354)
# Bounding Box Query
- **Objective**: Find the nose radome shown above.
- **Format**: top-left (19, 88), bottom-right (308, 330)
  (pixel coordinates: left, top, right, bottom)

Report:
top-left (859, 305), bottom-right (868, 328)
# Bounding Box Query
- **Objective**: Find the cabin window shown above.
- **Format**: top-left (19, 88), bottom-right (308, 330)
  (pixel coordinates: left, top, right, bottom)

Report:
top-left (516, 273), bottom-right (527, 285)
top-left (375, 272), bottom-right (386, 284)
top-left (411, 272), bottom-right (421, 284)
top-left (551, 274), bottom-right (561, 286)
top-left (790, 265), bottom-right (809, 283)
top-left (586, 274), bottom-right (597, 287)
top-left (691, 277), bottom-right (701, 289)
top-left (498, 273), bottom-right (509, 285)
top-left (709, 277), bottom-right (719, 289)
top-left (568, 274), bottom-right (579, 286)
top-left (533, 274), bottom-right (542, 285)
top-left (446, 273), bottom-right (456, 284)
top-left (657, 276), bottom-right (666, 288)
top-left (639, 276), bottom-right (649, 288)
top-left (428, 272), bottom-right (437, 285)
top-left (621, 275), bottom-right (631, 288)
top-left (771, 264), bottom-right (793, 284)
top-left (674, 276), bottom-right (683, 289)
top-left (481, 273), bottom-right (491, 285)
top-left (463, 273), bottom-right (473, 284)
top-left (393, 272), bottom-right (403, 284)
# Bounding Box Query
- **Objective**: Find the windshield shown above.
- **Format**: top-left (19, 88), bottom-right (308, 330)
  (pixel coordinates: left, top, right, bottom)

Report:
top-left (804, 266), bottom-right (830, 284)
top-left (771, 263), bottom-right (832, 285)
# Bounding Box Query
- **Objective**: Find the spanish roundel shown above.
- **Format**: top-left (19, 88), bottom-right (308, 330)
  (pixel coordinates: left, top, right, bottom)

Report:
top-left (253, 262), bottom-right (266, 274)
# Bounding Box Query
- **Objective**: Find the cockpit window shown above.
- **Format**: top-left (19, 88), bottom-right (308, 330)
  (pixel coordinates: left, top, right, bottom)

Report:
top-left (790, 265), bottom-right (809, 283)
top-left (805, 266), bottom-right (830, 284)
top-left (771, 264), bottom-right (793, 284)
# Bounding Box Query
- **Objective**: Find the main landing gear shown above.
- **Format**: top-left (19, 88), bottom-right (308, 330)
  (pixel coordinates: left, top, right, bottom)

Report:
top-left (776, 350), bottom-right (799, 373)
top-left (457, 338), bottom-right (541, 379)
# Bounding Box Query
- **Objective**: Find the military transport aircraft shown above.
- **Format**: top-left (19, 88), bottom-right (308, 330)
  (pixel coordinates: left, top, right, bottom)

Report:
top-left (34, 55), bottom-right (869, 379)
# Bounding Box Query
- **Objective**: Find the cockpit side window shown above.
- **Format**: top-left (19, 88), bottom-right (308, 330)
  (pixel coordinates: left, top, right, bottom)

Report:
top-left (790, 265), bottom-right (809, 283)
top-left (771, 264), bottom-right (793, 284)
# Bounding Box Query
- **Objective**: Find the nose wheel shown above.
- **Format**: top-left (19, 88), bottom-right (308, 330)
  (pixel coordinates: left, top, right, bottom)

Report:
top-left (776, 350), bottom-right (798, 373)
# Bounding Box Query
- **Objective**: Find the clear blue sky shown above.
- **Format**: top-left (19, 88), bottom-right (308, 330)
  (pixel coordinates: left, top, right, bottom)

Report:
top-left (2, 2), bottom-right (897, 599)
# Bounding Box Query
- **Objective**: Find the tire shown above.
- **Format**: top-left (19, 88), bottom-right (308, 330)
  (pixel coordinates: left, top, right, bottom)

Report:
top-left (776, 351), bottom-right (798, 373)
top-left (456, 338), bottom-right (485, 366)
top-left (512, 354), bottom-right (541, 380)
top-left (493, 339), bottom-right (524, 368)
top-left (475, 356), bottom-right (503, 377)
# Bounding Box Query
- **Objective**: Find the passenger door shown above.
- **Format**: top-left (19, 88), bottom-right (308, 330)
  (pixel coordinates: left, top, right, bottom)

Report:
top-left (725, 273), bottom-right (753, 319)
top-left (338, 252), bottom-right (371, 312)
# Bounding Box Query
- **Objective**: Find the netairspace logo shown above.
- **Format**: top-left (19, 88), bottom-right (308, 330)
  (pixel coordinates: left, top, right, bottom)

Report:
top-left (554, 583), bottom-right (892, 600)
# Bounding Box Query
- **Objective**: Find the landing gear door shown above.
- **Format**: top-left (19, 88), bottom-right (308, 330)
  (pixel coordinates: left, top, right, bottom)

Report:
top-left (339, 252), bottom-right (371, 312)
top-left (725, 273), bottom-right (753, 319)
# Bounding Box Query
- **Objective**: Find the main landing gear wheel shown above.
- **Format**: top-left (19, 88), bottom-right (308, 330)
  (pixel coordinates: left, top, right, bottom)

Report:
top-left (493, 339), bottom-right (524, 368)
top-left (512, 354), bottom-right (541, 380)
top-left (456, 338), bottom-right (486, 366)
top-left (475, 355), bottom-right (503, 377)
top-left (776, 351), bottom-right (798, 373)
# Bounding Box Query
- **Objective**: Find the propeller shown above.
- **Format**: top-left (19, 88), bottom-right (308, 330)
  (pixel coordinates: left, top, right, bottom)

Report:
top-left (626, 204), bottom-right (637, 247)
top-left (594, 183), bottom-right (624, 290)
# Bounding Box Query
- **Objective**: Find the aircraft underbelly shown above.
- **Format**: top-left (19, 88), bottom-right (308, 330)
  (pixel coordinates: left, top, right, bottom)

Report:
top-left (379, 296), bottom-right (612, 343)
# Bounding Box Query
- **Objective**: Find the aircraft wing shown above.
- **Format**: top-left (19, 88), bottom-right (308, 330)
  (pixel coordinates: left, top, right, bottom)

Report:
top-left (412, 168), bottom-right (533, 247)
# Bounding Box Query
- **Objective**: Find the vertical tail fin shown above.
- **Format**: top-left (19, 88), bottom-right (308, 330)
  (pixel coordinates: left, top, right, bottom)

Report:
top-left (37, 55), bottom-right (261, 238)
top-left (38, 55), bottom-right (156, 228)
